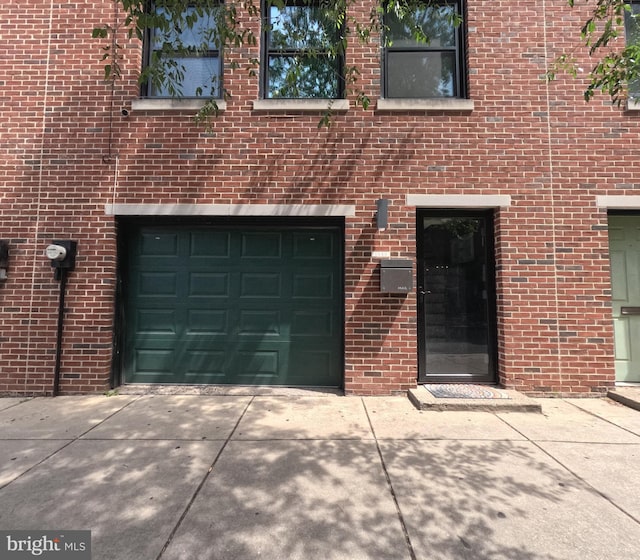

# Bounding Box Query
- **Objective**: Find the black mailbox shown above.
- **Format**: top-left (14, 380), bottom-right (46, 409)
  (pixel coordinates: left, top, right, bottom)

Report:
top-left (380, 259), bottom-right (413, 293)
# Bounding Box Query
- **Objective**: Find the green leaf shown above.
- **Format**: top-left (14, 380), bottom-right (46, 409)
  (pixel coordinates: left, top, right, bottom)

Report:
top-left (92, 27), bottom-right (109, 39)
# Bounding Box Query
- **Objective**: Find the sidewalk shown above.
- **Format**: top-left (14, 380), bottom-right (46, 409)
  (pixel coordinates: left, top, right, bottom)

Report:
top-left (1, 392), bottom-right (640, 559)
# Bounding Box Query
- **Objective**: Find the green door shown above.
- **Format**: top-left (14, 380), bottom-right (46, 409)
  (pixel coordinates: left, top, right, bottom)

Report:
top-left (122, 224), bottom-right (343, 386)
top-left (609, 215), bottom-right (640, 383)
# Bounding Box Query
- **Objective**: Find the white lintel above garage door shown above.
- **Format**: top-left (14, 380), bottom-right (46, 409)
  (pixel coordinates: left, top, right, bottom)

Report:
top-left (406, 195), bottom-right (511, 208)
top-left (105, 203), bottom-right (356, 217)
top-left (596, 196), bottom-right (640, 209)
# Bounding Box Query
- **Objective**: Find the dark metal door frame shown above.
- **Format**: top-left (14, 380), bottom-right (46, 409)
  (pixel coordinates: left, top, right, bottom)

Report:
top-left (417, 209), bottom-right (498, 384)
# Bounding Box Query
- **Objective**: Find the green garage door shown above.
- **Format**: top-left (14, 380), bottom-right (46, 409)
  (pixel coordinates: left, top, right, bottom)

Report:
top-left (122, 225), bottom-right (343, 386)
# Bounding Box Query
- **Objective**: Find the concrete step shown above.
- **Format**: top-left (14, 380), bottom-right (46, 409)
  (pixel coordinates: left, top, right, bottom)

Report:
top-left (607, 387), bottom-right (640, 412)
top-left (408, 385), bottom-right (542, 413)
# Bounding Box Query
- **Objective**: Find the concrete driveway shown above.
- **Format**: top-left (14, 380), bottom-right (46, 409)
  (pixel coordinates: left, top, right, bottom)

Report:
top-left (1, 394), bottom-right (640, 559)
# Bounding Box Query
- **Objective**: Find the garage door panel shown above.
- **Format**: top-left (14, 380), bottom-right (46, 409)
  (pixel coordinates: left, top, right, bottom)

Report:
top-left (238, 310), bottom-right (281, 335)
top-left (240, 273), bottom-right (281, 298)
top-left (140, 232), bottom-right (179, 257)
top-left (188, 272), bottom-right (229, 297)
top-left (291, 310), bottom-right (334, 336)
top-left (232, 351), bottom-right (280, 377)
top-left (184, 351), bottom-right (226, 377)
top-left (137, 310), bottom-right (177, 333)
top-left (288, 350), bottom-right (338, 385)
top-left (293, 273), bottom-right (333, 298)
top-left (293, 232), bottom-right (334, 259)
top-left (135, 349), bottom-right (174, 374)
top-left (186, 309), bottom-right (228, 334)
top-left (241, 232), bottom-right (282, 258)
top-left (123, 225), bottom-right (342, 386)
top-left (138, 272), bottom-right (178, 296)
top-left (189, 231), bottom-right (230, 257)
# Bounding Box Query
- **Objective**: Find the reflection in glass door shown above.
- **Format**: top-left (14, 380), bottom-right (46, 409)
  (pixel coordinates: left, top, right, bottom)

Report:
top-left (417, 211), bottom-right (497, 383)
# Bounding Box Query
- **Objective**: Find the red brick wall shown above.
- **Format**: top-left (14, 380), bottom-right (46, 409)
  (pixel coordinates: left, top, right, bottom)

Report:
top-left (1, 0), bottom-right (637, 395)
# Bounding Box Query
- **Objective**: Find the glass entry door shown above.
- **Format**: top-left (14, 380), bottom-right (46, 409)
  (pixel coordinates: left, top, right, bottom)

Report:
top-left (417, 211), bottom-right (497, 383)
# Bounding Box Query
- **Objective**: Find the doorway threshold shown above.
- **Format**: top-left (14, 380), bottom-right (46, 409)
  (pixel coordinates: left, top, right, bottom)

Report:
top-left (408, 384), bottom-right (541, 413)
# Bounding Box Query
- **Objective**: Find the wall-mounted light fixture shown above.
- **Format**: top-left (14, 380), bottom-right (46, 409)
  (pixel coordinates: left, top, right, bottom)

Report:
top-left (0, 240), bottom-right (8, 281)
top-left (376, 199), bottom-right (389, 231)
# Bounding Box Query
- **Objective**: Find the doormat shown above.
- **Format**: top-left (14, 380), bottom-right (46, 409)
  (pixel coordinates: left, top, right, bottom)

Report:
top-left (424, 384), bottom-right (510, 399)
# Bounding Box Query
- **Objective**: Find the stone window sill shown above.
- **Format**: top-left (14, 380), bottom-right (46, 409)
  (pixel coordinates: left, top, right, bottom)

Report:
top-left (130, 98), bottom-right (227, 112)
top-left (626, 99), bottom-right (640, 112)
top-left (376, 98), bottom-right (474, 112)
top-left (252, 99), bottom-right (350, 112)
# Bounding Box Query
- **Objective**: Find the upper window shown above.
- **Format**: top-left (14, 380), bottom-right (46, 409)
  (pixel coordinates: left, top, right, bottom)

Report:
top-left (263, 0), bottom-right (344, 99)
top-left (143, 3), bottom-right (223, 98)
top-left (625, 1), bottom-right (640, 99)
top-left (383, 0), bottom-right (466, 99)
